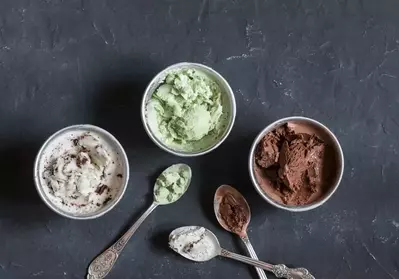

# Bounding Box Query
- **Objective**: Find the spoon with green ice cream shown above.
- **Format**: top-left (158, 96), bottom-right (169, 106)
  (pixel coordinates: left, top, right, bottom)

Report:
top-left (87, 163), bottom-right (192, 279)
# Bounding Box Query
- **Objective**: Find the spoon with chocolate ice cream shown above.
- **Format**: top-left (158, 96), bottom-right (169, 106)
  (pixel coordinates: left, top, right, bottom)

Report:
top-left (214, 185), bottom-right (268, 279)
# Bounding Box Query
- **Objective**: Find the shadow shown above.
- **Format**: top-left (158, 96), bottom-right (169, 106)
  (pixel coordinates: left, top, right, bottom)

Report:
top-left (197, 133), bottom-right (277, 226)
top-left (233, 236), bottom-right (247, 254)
top-left (110, 199), bottom-right (155, 244)
top-left (148, 165), bottom-right (169, 186)
top-left (0, 141), bottom-right (56, 224)
top-left (149, 228), bottom-right (175, 255)
top-left (104, 165), bottom-right (169, 249)
top-left (91, 58), bottom-right (161, 153)
top-left (149, 225), bottom-right (193, 264)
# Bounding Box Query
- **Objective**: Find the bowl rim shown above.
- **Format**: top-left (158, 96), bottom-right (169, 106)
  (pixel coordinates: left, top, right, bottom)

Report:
top-left (140, 62), bottom-right (237, 157)
top-left (248, 116), bottom-right (344, 212)
top-left (33, 124), bottom-right (130, 220)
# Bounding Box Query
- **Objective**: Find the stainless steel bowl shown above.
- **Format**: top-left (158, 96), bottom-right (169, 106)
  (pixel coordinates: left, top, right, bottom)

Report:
top-left (34, 124), bottom-right (130, 220)
top-left (248, 116), bottom-right (344, 212)
top-left (141, 62), bottom-right (236, 157)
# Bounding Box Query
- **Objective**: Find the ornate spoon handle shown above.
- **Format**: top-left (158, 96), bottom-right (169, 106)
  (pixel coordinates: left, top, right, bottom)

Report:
top-left (87, 203), bottom-right (158, 279)
top-left (240, 236), bottom-right (268, 279)
top-left (220, 248), bottom-right (315, 279)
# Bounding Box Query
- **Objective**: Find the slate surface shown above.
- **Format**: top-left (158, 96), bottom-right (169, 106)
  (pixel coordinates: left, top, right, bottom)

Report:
top-left (0, 0), bottom-right (398, 278)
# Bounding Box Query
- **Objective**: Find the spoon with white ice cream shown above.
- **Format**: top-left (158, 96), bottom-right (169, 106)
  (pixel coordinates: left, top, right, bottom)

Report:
top-left (169, 226), bottom-right (315, 279)
top-left (87, 164), bottom-right (192, 279)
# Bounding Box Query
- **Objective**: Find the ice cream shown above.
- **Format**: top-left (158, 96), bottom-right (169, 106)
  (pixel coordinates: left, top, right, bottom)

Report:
top-left (254, 123), bottom-right (336, 206)
top-left (169, 226), bottom-right (217, 262)
top-left (146, 68), bottom-right (229, 152)
top-left (153, 164), bottom-right (191, 204)
top-left (41, 131), bottom-right (124, 214)
top-left (218, 193), bottom-right (248, 235)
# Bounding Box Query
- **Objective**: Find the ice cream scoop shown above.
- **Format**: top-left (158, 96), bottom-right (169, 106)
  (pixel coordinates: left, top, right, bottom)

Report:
top-left (214, 185), bottom-right (267, 279)
top-left (169, 226), bottom-right (315, 279)
top-left (87, 164), bottom-right (192, 279)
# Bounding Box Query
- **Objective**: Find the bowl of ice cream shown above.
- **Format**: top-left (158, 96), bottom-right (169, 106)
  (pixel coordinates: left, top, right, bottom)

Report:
top-left (34, 124), bottom-right (130, 219)
top-left (141, 62), bottom-right (236, 157)
top-left (249, 117), bottom-right (344, 212)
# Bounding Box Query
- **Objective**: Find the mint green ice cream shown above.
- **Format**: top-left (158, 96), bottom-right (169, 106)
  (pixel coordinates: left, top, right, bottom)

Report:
top-left (146, 68), bottom-right (228, 152)
top-left (154, 164), bottom-right (191, 204)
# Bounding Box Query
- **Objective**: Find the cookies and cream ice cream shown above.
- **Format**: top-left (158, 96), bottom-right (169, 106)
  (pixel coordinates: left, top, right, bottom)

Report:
top-left (254, 122), bottom-right (337, 206)
top-left (146, 68), bottom-right (229, 152)
top-left (169, 226), bottom-right (217, 262)
top-left (41, 131), bottom-right (124, 215)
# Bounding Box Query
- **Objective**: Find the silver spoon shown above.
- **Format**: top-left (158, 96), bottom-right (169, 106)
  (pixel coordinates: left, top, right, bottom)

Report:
top-left (169, 226), bottom-right (315, 279)
top-left (87, 164), bottom-right (192, 279)
top-left (214, 184), bottom-right (268, 279)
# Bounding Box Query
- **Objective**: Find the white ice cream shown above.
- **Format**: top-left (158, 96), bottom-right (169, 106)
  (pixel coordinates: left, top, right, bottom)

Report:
top-left (169, 226), bottom-right (218, 262)
top-left (41, 131), bottom-right (124, 215)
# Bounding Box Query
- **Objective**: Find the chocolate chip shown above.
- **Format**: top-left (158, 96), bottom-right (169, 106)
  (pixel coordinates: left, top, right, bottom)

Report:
top-left (95, 184), bottom-right (109, 195)
top-left (72, 139), bottom-right (79, 146)
top-left (117, 174), bottom-right (123, 178)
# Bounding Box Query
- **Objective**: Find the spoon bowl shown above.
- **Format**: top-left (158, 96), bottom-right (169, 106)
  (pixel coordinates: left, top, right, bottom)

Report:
top-left (153, 163), bottom-right (192, 205)
top-left (214, 184), bottom-right (251, 237)
top-left (169, 226), bottom-right (221, 262)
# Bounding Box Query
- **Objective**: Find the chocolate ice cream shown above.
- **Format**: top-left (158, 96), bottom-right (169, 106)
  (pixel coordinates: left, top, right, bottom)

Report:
top-left (254, 123), bottom-right (336, 206)
top-left (219, 193), bottom-right (248, 234)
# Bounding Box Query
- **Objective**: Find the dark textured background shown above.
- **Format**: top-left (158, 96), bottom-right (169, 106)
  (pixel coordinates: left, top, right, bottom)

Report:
top-left (0, 0), bottom-right (398, 278)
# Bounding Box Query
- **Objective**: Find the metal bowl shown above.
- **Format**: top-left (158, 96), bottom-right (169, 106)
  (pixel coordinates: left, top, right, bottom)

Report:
top-left (141, 62), bottom-right (236, 157)
top-left (34, 124), bottom-right (130, 220)
top-left (248, 116), bottom-right (344, 212)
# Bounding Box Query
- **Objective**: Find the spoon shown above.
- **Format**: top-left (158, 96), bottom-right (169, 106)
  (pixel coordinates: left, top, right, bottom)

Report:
top-left (214, 184), bottom-right (267, 279)
top-left (169, 226), bottom-right (315, 279)
top-left (87, 164), bottom-right (192, 279)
